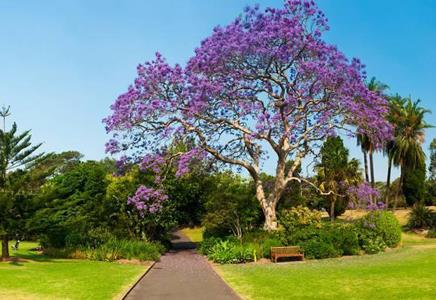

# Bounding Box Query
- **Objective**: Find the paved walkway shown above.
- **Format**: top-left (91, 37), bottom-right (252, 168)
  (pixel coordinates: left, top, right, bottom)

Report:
top-left (125, 231), bottom-right (240, 300)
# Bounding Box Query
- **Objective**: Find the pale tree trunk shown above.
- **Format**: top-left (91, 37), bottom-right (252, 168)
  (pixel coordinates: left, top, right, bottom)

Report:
top-left (263, 201), bottom-right (277, 231)
top-left (255, 180), bottom-right (278, 231)
top-left (2, 236), bottom-right (9, 259)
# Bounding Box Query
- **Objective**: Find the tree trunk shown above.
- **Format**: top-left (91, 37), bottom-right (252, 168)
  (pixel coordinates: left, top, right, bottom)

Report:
top-left (254, 179), bottom-right (278, 231)
top-left (369, 148), bottom-right (375, 188)
top-left (385, 156), bottom-right (392, 209)
top-left (363, 150), bottom-right (370, 183)
top-left (394, 167), bottom-right (404, 211)
top-left (262, 201), bottom-right (277, 231)
top-left (330, 198), bottom-right (336, 221)
top-left (2, 236), bottom-right (9, 259)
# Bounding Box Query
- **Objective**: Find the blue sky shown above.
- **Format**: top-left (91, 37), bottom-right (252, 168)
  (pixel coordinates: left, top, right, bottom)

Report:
top-left (0, 0), bottom-right (435, 181)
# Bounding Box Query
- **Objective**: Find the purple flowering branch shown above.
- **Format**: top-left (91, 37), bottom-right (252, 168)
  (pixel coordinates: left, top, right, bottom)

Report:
top-left (104, 0), bottom-right (393, 229)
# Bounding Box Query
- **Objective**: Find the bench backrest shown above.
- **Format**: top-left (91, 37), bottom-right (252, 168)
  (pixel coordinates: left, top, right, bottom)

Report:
top-left (271, 246), bottom-right (301, 255)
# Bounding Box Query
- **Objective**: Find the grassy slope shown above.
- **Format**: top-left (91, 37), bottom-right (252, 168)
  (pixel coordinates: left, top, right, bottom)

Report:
top-left (0, 242), bottom-right (148, 300)
top-left (216, 234), bottom-right (436, 300)
top-left (181, 227), bottom-right (204, 243)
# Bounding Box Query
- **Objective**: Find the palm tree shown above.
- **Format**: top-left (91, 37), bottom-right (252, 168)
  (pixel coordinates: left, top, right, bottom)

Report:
top-left (389, 98), bottom-right (432, 208)
top-left (384, 95), bottom-right (406, 207)
top-left (357, 78), bottom-right (389, 188)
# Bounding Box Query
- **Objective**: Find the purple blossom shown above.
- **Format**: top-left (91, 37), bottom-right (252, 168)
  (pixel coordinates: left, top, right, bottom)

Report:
top-left (103, 0), bottom-right (393, 220)
top-left (127, 185), bottom-right (168, 215)
top-left (348, 182), bottom-right (382, 210)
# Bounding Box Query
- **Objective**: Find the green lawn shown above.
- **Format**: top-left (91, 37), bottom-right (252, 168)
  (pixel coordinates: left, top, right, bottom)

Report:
top-left (215, 234), bottom-right (436, 300)
top-left (0, 241), bottom-right (149, 300)
top-left (181, 227), bottom-right (204, 243)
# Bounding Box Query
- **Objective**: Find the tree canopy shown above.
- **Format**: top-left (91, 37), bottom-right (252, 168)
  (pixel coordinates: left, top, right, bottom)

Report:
top-left (104, 0), bottom-right (392, 230)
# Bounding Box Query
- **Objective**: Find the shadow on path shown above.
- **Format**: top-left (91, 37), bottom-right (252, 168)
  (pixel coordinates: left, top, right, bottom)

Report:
top-left (125, 231), bottom-right (239, 300)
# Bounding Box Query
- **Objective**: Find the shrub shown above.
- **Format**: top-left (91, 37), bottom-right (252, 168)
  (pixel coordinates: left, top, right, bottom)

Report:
top-left (300, 237), bottom-right (341, 259)
top-left (293, 223), bottom-right (360, 259)
top-left (356, 210), bottom-right (401, 253)
top-left (407, 203), bottom-right (435, 229)
top-left (427, 229), bottom-right (436, 238)
top-left (45, 239), bottom-right (165, 262)
top-left (208, 240), bottom-right (254, 264)
top-left (279, 206), bottom-right (322, 234)
top-left (199, 236), bottom-right (222, 255)
top-left (328, 223), bottom-right (361, 255)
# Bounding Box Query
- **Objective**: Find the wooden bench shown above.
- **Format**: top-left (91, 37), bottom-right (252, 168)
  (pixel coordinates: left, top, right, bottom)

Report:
top-left (271, 246), bottom-right (304, 263)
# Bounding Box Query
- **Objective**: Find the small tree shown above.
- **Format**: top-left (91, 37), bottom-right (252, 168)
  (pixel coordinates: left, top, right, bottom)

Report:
top-left (316, 136), bottom-right (361, 220)
top-left (104, 1), bottom-right (391, 230)
top-left (0, 107), bottom-right (43, 259)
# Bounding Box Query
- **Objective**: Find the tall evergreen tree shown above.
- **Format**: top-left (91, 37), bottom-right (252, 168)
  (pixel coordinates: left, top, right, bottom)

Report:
top-left (0, 107), bottom-right (43, 259)
top-left (316, 136), bottom-right (361, 220)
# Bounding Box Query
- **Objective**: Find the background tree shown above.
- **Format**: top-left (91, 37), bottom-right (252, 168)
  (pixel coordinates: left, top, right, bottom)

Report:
top-left (390, 98), bottom-right (431, 207)
top-left (202, 172), bottom-right (262, 238)
top-left (384, 95), bottom-right (406, 207)
top-left (0, 110), bottom-right (43, 259)
top-left (430, 138), bottom-right (436, 180)
top-left (104, 1), bottom-right (392, 230)
top-left (427, 139), bottom-right (436, 205)
top-left (357, 77), bottom-right (389, 187)
top-left (316, 136), bottom-right (361, 220)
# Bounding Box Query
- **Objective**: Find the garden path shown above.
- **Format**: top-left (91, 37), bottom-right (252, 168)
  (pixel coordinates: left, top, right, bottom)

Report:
top-left (124, 231), bottom-right (239, 300)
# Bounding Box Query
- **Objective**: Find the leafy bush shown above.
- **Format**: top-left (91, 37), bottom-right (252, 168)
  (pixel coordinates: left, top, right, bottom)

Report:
top-left (328, 223), bottom-right (361, 256)
top-left (356, 210), bottom-right (401, 253)
top-left (427, 229), bottom-right (436, 238)
top-left (208, 240), bottom-right (254, 264)
top-left (279, 206), bottom-right (322, 234)
top-left (199, 236), bottom-right (223, 255)
top-left (407, 203), bottom-right (435, 229)
top-left (45, 239), bottom-right (165, 262)
top-left (300, 237), bottom-right (341, 259)
top-left (202, 173), bottom-right (262, 238)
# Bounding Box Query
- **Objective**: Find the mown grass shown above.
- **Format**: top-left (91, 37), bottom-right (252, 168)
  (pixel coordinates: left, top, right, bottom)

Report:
top-left (181, 227), bottom-right (204, 243)
top-left (0, 241), bottom-right (149, 300)
top-left (216, 233), bottom-right (436, 300)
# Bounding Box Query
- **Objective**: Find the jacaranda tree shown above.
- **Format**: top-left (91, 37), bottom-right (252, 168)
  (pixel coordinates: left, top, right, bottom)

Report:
top-left (104, 0), bottom-right (392, 230)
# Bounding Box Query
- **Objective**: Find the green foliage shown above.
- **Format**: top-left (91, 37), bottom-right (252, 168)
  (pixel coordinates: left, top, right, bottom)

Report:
top-left (199, 236), bottom-right (223, 255)
top-left (356, 211), bottom-right (401, 252)
top-left (407, 203), bottom-right (435, 229)
top-left (31, 161), bottom-right (111, 248)
top-left (0, 118), bottom-right (45, 258)
top-left (202, 172), bottom-right (262, 238)
top-left (300, 237), bottom-right (341, 259)
top-left (402, 163), bottom-right (426, 206)
top-left (283, 223), bottom-right (360, 259)
top-left (329, 223), bottom-right (361, 255)
top-left (208, 240), bottom-right (255, 264)
top-left (427, 229), bottom-right (436, 238)
top-left (279, 206), bottom-right (322, 234)
top-left (45, 238), bottom-right (165, 262)
top-left (315, 136), bottom-right (361, 219)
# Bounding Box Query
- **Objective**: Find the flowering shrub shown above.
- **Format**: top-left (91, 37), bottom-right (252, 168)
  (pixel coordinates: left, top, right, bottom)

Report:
top-left (356, 210), bottom-right (401, 252)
